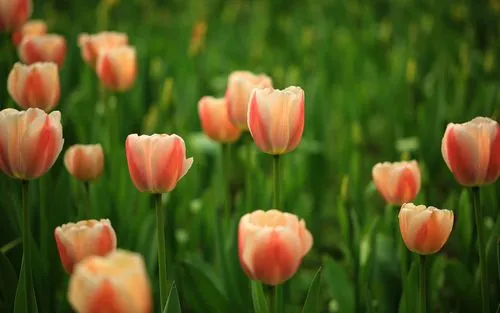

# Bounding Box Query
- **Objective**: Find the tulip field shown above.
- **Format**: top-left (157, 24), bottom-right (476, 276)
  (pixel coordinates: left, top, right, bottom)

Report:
top-left (1, 0), bottom-right (500, 312)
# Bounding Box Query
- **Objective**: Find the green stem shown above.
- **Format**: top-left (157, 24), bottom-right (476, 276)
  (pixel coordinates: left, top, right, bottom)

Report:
top-left (83, 182), bottom-right (91, 218)
top-left (155, 194), bottom-right (168, 310)
top-left (273, 284), bottom-right (283, 313)
top-left (245, 137), bottom-right (253, 213)
top-left (472, 186), bottom-right (490, 313)
top-left (419, 255), bottom-right (427, 313)
top-left (272, 155), bottom-right (280, 209)
top-left (222, 144), bottom-right (231, 225)
top-left (22, 180), bottom-right (33, 313)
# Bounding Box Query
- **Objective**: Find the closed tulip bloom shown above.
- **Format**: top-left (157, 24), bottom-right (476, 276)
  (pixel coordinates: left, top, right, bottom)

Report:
top-left (18, 34), bottom-right (66, 67)
top-left (399, 203), bottom-right (454, 255)
top-left (247, 86), bottom-right (305, 155)
top-left (238, 209), bottom-right (313, 285)
top-left (78, 31), bottom-right (128, 68)
top-left (7, 62), bottom-right (60, 111)
top-left (126, 134), bottom-right (193, 193)
top-left (225, 71), bottom-right (272, 130)
top-left (0, 108), bottom-right (63, 180)
top-left (372, 160), bottom-right (421, 205)
top-left (0, 0), bottom-right (31, 32)
top-left (54, 219), bottom-right (117, 274)
top-left (64, 144), bottom-right (104, 182)
top-left (96, 46), bottom-right (136, 92)
top-left (68, 249), bottom-right (151, 313)
top-left (441, 117), bottom-right (500, 186)
top-left (12, 19), bottom-right (46, 46)
top-left (198, 96), bottom-right (241, 143)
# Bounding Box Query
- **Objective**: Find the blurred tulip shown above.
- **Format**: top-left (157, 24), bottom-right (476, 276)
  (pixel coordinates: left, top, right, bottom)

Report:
top-left (372, 160), bottom-right (421, 205)
top-left (399, 203), bottom-right (454, 255)
top-left (198, 96), bottom-right (241, 143)
top-left (441, 117), bottom-right (500, 186)
top-left (247, 86), bottom-right (305, 155)
top-left (68, 249), bottom-right (151, 313)
top-left (0, 108), bottom-right (63, 180)
top-left (7, 62), bottom-right (60, 111)
top-left (64, 144), bottom-right (104, 182)
top-left (18, 34), bottom-right (66, 67)
top-left (78, 31), bottom-right (128, 68)
top-left (238, 209), bottom-right (313, 285)
top-left (11, 19), bottom-right (46, 46)
top-left (54, 219), bottom-right (117, 274)
top-left (225, 71), bottom-right (272, 130)
top-left (125, 134), bottom-right (193, 193)
top-left (0, 0), bottom-right (31, 32)
top-left (96, 46), bottom-right (136, 92)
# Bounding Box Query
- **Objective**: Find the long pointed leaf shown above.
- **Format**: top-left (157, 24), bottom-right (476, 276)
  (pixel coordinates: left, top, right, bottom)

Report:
top-left (13, 256), bottom-right (38, 313)
top-left (0, 250), bottom-right (17, 311)
top-left (251, 280), bottom-right (269, 313)
top-left (163, 281), bottom-right (182, 313)
top-left (301, 267), bottom-right (322, 313)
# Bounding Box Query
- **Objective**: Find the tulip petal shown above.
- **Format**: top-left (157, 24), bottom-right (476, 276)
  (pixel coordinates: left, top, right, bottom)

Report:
top-left (88, 280), bottom-right (122, 313)
top-left (445, 126), bottom-right (480, 185)
top-left (126, 135), bottom-right (149, 192)
top-left (248, 89), bottom-right (272, 152)
top-left (485, 127), bottom-right (500, 183)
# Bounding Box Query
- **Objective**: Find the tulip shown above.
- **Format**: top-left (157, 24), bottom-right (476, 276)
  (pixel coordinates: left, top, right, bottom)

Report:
top-left (64, 144), bottom-right (104, 182)
top-left (0, 108), bottom-right (63, 180)
top-left (372, 160), bottom-right (421, 205)
top-left (78, 31), bottom-right (128, 68)
top-left (12, 19), bottom-right (46, 46)
top-left (399, 203), bottom-right (454, 255)
top-left (0, 0), bottom-right (31, 32)
top-left (225, 71), bottom-right (272, 130)
top-left (198, 96), bottom-right (241, 143)
top-left (441, 117), bottom-right (500, 186)
top-left (18, 34), bottom-right (66, 67)
top-left (54, 219), bottom-right (117, 274)
top-left (247, 86), bottom-right (305, 155)
top-left (7, 62), bottom-right (60, 111)
top-left (125, 134), bottom-right (193, 193)
top-left (68, 249), bottom-right (151, 313)
top-left (238, 209), bottom-right (313, 285)
top-left (96, 46), bottom-right (137, 92)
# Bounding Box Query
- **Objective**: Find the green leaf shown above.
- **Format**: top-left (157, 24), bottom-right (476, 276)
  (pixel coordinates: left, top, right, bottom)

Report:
top-left (250, 280), bottom-right (269, 313)
top-left (456, 189), bottom-right (472, 252)
top-left (13, 256), bottom-right (38, 313)
top-left (324, 257), bottom-right (354, 313)
top-left (163, 281), bottom-right (182, 313)
top-left (0, 250), bottom-right (17, 312)
top-left (301, 267), bottom-right (322, 313)
top-left (398, 260), bottom-right (418, 313)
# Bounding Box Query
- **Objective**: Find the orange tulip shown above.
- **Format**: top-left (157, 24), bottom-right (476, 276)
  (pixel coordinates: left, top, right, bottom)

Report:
top-left (78, 31), bottom-right (128, 68)
top-left (7, 62), bottom-right (60, 111)
top-left (68, 249), bottom-right (151, 313)
top-left (96, 46), bottom-right (136, 92)
top-left (54, 219), bottom-right (117, 274)
top-left (238, 209), bottom-right (313, 285)
top-left (125, 134), bottom-right (193, 193)
top-left (0, 0), bottom-right (31, 32)
top-left (198, 96), bottom-right (241, 143)
top-left (399, 203), bottom-right (454, 255)
top-left (247, 86), bottom-right (305, 155)
top-left (225, 71), bottom-right (272, 130)
top-left (18, 34), bottom-right (66, 67)
top-left (441, 117), bottom-right (500, 186)
top-left (64, 144), bottom-right (104, 182)
top-left (0, 108), bottom-right (63, 180)
top-left (372, 160), bottom-right (421, 205)
top-left (11, 19), bottom-right (46, 46)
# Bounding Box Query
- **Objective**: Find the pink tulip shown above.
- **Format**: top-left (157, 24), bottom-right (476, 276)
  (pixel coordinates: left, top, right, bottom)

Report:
top-left (18, 34), bottom-right (66, 67)
top-left (372, 160), bottom-right (421, 205)
top-left (198, 96), bottom-right (241, 143)
top-left (78, 31), bottom-right (128, 68)
top-left (0, 0), bottom-right (31, 32)
top-left (64, 144), bottom-right (104, 182)
top-left (11, 19), bottom-right (46, 46)
top-left (96, 46), bottom-right (136, 92)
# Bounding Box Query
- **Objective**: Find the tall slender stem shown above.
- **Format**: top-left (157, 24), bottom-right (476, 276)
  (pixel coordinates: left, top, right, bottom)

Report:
top-left (222, 144), bottom-right (231, 224)
top-left (246, 137), bottom-right (253, 213)
top-left (272, 155), bottom-right (280, 209)
top-left (83, 182), bottom-right (91, 218)
top-left (155, 193), bottom-right (168, 310)
top-left (472, 186), bottom-right (490, 313)
top-left (22, 180), bottom-right (33, 313)
top-left (419, 255), bottom-right (427, 313)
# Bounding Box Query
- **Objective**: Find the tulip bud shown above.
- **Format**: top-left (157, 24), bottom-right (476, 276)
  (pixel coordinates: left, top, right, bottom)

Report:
top-left (96, 46), bottom-right (136, 92)
top-left (441, 117), bottom-right (500, 186)
top-left (198, 96), bottom-right (241, 143)
top-left (78, 31), bottom-right (128, 68)
top-left (399, 203), bottom-right (454, 255)
top-left (68, 249), bottom-right (151, 313)
top-left (11, 19), bottom-right (46, 46)
top-left (18, 34), bottom-right (66, 67)
top-left (64, 144), bottom-right (104, 182)
top-left (0, 108), bottom-right (63, 180)
top-left (0, 0), bottom-right (32, 32)
top-left (125, 134), bottom-right (193, 193)
top-left (225, 71), bottom-right (272, 130)
top-left (247, 86), bottom-right (305, 155)
top-left (7, 62), bottom-right (60, 111)
top-left (238, 209), bottom-right (313, 285)
top-left (372, 160), bottom-right (421, 205)
top-left (54, 219), bottom-right (117, 274)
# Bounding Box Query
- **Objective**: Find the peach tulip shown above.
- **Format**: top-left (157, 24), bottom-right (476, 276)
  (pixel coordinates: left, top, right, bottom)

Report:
top-left (441, 117), bottom-right (500, 186)
top-left (399, 203), bottom-right (454, 255)
top-left (247, 86), bottom-right (305, 155)
top-left (64, 144), bottom-right (104, 182)
top-left (198, 96), bottom-right (241, 143)
top-left (96, 46), bottom-right (136, 92)
top-left (0, 0), bottom-right (31, 32)
top-left (238, 209), bottom-right (313, 285)
top-left (125, 134), bottom-right (193, 193)
top-left (68, 249), bottom-right (151, 313)
top-left (78, 31), bottom-right (128, 68)
top-left (54, 219), bottom-right (117, 274)
top-left (12, 19), bottom-right (46, 46)
top-left (18, 34), bottom-right (66, 67)
top-left (225, 71), bottom-right (272, 130)
top-left (7, 62), bottom-right (60, 111)
top-left (372, 160), bottom-right (421, 205)
top-left (0, 108), bottom-right (63, 180)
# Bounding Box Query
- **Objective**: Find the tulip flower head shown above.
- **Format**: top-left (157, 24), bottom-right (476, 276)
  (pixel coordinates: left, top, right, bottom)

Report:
top-left (12, 19), bottom-right (47, 46)
top-left (18, 34), bottom-right (66, 67)
top-left (399, 203), bottom-right (454, 255)
top-left (238, 209), bottom-right (313, 285)
top-left (372, 160), bottom-right (421, 205)
top-left (198, 96), bottom-right (241, 143)
top-left (96, 46), bottom-right (137, 92)
top-left (64, 144), bottom-right (104, 182)
top-left (78, 31), bottom-right (128, 68)
top-left (441, 117), bottom-right (500, 186)
top-left (0, 0), bottom-right (32, 32)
